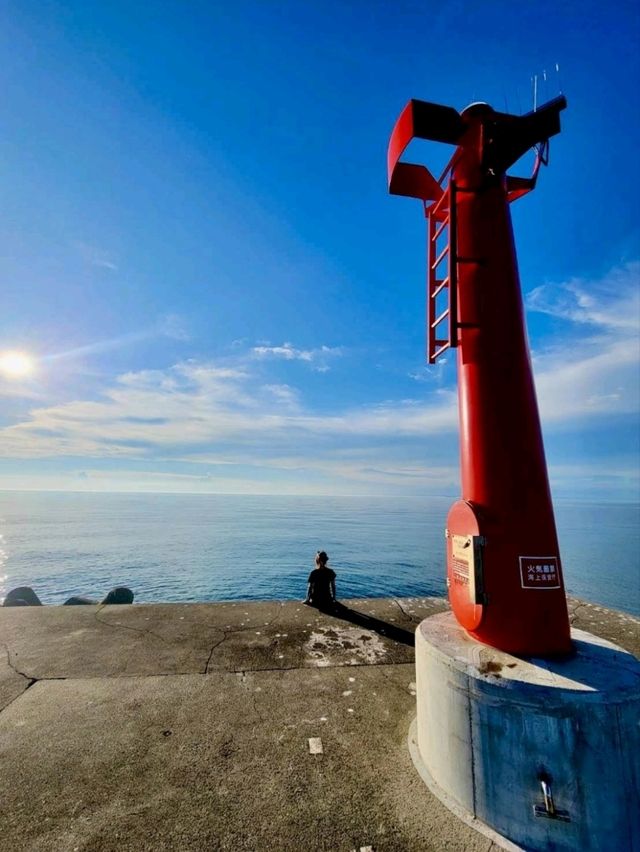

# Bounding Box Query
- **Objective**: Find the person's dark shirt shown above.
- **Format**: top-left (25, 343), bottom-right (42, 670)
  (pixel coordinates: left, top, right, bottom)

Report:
top-left (307, 567), bottom-right (336, 603)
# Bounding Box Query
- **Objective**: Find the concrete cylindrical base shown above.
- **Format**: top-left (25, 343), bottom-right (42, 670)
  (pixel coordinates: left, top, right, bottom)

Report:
top-left (412, 612), bottom-right (640, 852)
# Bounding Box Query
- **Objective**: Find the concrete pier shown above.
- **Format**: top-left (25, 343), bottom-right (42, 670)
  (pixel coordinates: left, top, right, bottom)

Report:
top-left (0, 596), bottom-right (638, 851)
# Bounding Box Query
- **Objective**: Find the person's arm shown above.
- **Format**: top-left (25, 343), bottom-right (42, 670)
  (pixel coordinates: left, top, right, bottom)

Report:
top-left (303, 581), bottom-right (312, 604)
top-left (330, 577), bottom-right (336, 601)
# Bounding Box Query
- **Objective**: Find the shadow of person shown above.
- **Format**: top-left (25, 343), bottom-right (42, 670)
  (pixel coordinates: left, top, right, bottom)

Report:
top-left (323, 601), bottom-right (415, 647)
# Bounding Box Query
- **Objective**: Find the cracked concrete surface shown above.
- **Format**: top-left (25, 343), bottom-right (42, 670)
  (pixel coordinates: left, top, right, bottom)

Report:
top-left (1, 645), bottom-right (35, 713)
top-left (0, 596), bottom-right (637, 851)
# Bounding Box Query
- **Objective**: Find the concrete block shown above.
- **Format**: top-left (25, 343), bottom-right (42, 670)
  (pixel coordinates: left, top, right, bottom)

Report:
top-left (412, 612), bottom-right (640, 851)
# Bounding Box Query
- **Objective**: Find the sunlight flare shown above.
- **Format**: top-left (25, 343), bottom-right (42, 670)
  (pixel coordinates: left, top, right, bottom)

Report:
top-left (0, 351), bottom-right (35, 379)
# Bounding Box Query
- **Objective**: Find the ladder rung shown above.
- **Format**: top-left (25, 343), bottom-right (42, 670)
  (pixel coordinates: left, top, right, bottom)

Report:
top-left (431, 308), bottom-right (450, 329)
top-left (433, 217), bottom-right (449, 241)
top-left (431, 244), bottom-right (449, 270)
top-left (433, 341), bottom-right (451, 360)
top-left (432, 190), bottom-right (449, 216)
top-left (431, 277), bottom-right (449, 298)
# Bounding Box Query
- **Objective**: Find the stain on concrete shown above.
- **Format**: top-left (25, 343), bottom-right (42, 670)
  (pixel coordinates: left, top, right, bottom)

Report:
top-left (304, 627), bottom-right (388, 667)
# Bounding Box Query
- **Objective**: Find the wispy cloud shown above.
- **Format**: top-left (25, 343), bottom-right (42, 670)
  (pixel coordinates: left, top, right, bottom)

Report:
top-left (527, 261), bottom-right (640, 424)
top-left (262, 384), bottom-right (301, 409)
top-left (1, 274), bottom-right (636, 463)
top-left (0, 356), bottom-right (458, 490)
top-left (73, 241), bottom-right (119, 272)
top-left (43, 331), bottom-right (152, 364)
top-left (251, 342), bottom-right (343, 371)
top-left (535, 337), bottom-right (639, 421)
top-left (0, 379), bottom-right (42, 400)
top-left (527, 261), bottom-right (640, 331)
top-left (41, 314), bottom-right (191, 365)
top-left (548, 459), bottom-right (640, 501)
top-left (1, 264), bottom-right (638, 496)
top-left (157, 313), bottom-right (191, 341)
top-left (409, 359), bottom-right (451, 385)
top-left (0, 461), bottom-right (460, 496)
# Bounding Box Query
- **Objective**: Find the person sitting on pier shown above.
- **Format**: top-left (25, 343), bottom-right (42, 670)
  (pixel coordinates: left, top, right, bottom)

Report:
top-left (303, 550), bottom-right (337, 610)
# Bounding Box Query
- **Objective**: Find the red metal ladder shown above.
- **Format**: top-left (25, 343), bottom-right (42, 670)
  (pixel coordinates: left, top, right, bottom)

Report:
top-left (426, 181), bottom-right (458, 364)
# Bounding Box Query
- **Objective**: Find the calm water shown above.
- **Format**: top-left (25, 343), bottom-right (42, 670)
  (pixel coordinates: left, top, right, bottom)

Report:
top-left (0, 491), bottom-right (638, 616)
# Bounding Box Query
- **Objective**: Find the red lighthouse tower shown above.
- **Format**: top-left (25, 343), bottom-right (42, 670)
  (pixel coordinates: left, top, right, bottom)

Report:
top-left (388, 96), bottom-right (571, 656)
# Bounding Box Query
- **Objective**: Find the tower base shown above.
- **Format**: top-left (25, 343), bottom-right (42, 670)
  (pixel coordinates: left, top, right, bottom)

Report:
top-left (411, 612), bottom-right (640, 852)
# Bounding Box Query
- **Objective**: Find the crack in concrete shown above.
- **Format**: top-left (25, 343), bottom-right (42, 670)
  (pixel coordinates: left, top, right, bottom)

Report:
top-left (569, 602), bottom-right (592, 625)
top-left (230, 660), bottom-right (414, 674)
top-left (93, 605), bottom-right (286, 674)
top-left (392, 598), bottom-right (422, 625)
top-left (3, 644), bottom-right (32, 682)
top-left (236, 669), bottom-right (267, 726)
top-left (204, 633), bottom-right (228, 674)
top-left (2, 606), bottom-right (411, 686)
top-left (0, 640), bottom-right (414, 713)
top-left (0, 682), bottom-right (37, 714)
top-left (93, 609), bottom-right (173, 644)
top-left (204, 602), bottom-right (284, 674)
top-left (1, 644), bottom-right (39, 714)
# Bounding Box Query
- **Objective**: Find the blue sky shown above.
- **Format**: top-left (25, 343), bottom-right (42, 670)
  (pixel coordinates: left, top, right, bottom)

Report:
top-left (0, 0), bottom-right (638, 500)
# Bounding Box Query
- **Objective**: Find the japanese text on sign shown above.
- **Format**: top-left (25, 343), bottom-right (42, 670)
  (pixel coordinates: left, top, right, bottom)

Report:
top-left (519, 556), bottom-right (560, 590)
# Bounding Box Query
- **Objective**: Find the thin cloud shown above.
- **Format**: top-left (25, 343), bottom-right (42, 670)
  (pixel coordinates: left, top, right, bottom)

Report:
top-left (0, 359), bottom-right (456, 461)
top-left (526, 260), bottom-right (640, 331)
top-left (44, 331), bottom-right (152, 363)
top-left (535, 337), bottom-right (639, 422)
top-left (41, 314), bottom-right (190, 365)
top-left (0, 380), bottom-right (43, 400)
top-left (548, 460), bottom-right (640, 500)
top-left (1, 305), bottom-right (636, 465)
top-left (2, 262), bottom-right (638, 496)
top-left (263, 384), bottom-right (300, 409)
top-left (73, 241), bottom-right (119, 272)
top-left (157, 313), bottom-right (191, 341)
top-left (252, 343), bottom-right (314, 361)
top-left (527, 261), bottom-right (640, 424)
top-left (251, 341), bottom-right (344, 370)
top-left (93, 258), bottom-right (118, 271)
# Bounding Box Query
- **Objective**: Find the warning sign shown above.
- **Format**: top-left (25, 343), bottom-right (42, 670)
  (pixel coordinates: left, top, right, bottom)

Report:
top-left (451, 535), bottom-right (472, 585)
top-left (450, 534), bottom-right (483, 605)
top-left (519, 556), bottom-right (561, 590)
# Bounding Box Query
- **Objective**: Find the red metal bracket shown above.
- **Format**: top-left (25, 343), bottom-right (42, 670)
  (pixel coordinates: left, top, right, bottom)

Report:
top-left (387, 100), bottom-right (464, 202)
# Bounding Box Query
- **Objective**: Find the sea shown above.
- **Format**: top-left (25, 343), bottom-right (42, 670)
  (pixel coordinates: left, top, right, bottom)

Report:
top-left (0, 491), bottom-right (638, 617)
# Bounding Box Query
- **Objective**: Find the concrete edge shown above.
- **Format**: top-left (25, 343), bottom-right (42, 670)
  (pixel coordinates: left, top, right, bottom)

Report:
top-left (407, 717), bottom-right (523, 852)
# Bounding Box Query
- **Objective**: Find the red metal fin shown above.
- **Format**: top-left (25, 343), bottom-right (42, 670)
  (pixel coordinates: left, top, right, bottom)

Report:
top-left (388, 99), bottom-right (463, 201)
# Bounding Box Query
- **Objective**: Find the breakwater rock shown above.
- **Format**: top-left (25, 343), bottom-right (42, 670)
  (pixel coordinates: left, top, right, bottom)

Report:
top-left (3, 586), bottom-right (134, 607)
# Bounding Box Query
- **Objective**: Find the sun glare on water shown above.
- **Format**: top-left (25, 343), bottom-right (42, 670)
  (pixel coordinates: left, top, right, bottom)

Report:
top-left (0, 351), bottom-right (36, 379)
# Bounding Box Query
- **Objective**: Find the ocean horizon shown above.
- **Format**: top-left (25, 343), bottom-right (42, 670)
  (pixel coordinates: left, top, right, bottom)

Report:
top-left (1, 490), bottom-right (638, 617)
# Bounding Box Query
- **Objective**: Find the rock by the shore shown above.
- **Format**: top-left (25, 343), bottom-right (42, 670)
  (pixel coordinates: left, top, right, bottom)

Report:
top-left (3, 585), bottom-right (134, 607)
top-left (101, 587), bottom-right (134, 605)
top-left (63, 587), bottom-right (135, 605)
top-left (2, 586), bottom-right (43, 607)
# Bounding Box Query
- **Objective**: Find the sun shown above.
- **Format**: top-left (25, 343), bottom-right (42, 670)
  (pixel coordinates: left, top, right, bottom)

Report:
top-left (0, 351), bottom-right (36, 379)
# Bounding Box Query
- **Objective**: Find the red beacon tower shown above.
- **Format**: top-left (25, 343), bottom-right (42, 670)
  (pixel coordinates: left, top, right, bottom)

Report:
top-left (388, 95), bottom-right (572, 656)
